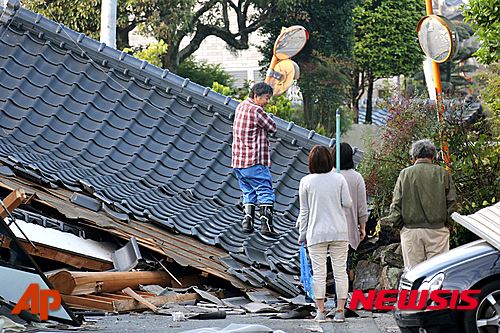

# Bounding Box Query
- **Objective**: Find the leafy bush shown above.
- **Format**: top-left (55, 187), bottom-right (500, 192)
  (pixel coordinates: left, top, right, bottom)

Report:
top-left (360, 97), bottom-right (499, 247)
top-left (124, 40), bottom-right (169, 68)
top-left (359, 99), bottom-right (438, 219)
top-left (211, 82), bottom-right (235, 98)
top-left (177, 57), bottom-right (233, 88)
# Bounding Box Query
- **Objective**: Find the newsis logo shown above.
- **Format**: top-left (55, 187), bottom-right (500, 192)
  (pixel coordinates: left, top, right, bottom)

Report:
top-left (348, 289), bottom-right (481, 311)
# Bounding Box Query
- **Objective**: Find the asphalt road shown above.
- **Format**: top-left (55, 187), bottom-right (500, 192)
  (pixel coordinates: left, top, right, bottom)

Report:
top-left (84, 311), bottom-right (400, 333)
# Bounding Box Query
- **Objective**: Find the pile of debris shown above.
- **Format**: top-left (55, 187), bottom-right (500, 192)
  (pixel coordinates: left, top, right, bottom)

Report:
top-left (0, 186), bottom-right (320, 330)
top-left (353, 224), bottom-right (404, 291)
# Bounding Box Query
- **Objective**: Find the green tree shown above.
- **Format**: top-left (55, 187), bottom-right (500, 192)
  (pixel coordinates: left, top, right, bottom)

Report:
top-left (23, 0), bottom-right (296, 70)
top-left (462, 1), bottom-right (500, 137)
top-left (353, 0), bottom-right (424, 123)
top-left (463, 0), bottom-right (500, 65)
top-left (124, 40), bottom-right (169, 67)
top-left (22, 0), bottom-right (164, 50)
top-left (22, 0), bottom-right (101, 40)
top-left (260, 0), bottom-right (356, 136)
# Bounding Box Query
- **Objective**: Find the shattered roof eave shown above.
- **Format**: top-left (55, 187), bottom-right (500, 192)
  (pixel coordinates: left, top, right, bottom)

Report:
top-left (0, 176), bottom-right (249, 290)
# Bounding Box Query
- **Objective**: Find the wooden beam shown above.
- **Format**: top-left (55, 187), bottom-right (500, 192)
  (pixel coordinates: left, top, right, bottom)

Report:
top-left (0, 188), bottom-right (26, 218)
top-left (0, 236), bottom-right (113, 271)
top-left (62, 294), bottom-right (115, 312)
top-left (111, 292), bottom-right (203, 313)
top-left (48, 270), bottom-right (172, 295)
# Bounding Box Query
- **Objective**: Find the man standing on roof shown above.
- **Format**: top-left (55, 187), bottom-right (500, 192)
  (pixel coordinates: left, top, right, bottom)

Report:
top-left (383, 139), bottom-right (456, 269)
top-left (232, 82), bottom-right (278, 236)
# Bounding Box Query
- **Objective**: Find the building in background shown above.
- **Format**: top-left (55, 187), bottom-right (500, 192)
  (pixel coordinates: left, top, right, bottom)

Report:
top-left (129, 18), bottom-right (265, 88)
top-left (184, 34), bottom-right (265, 87)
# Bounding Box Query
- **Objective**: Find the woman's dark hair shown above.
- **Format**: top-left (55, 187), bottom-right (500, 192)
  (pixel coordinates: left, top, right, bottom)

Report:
top-left (308, 145), bottom-right (334, 174)
top-left (331, 142), bottom-right (355, 170)
top-left (250, 82), bottom-right (273, 98)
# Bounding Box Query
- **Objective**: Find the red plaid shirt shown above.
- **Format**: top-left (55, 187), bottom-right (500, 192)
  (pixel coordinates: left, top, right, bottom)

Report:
top-left (232, 98), bottom-right (277, 168)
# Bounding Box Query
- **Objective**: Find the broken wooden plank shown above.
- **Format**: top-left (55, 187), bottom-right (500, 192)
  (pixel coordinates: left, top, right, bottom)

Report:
top-left (0, 188), bottom-right (26, 218)
top-left (62, 294), bottom-right (115, 312)
top-left (112, 292), bottom-right (204, 312)
top-left (62, 291), bottom-right (204, 313)
top-left (122, 287), bottom-right (158, 312)
top-left (48, 270), bottom-right (172, 295)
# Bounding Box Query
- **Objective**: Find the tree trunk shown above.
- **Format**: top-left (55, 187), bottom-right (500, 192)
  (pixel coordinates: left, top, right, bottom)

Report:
top-left (116, 28), bottom-right (130, 50)
top-left (351, 69), bottom-right (361, 124)
top-left (302, 93), bottom-right (314, 129)
top-left (351, 69), bottom-right (359, 124)
top-left (366, 72), bottom-right (374, 124)
top-left (351, 69), bottom-right (365, 124)
top-left (165, 42), bottom-right (180, 71)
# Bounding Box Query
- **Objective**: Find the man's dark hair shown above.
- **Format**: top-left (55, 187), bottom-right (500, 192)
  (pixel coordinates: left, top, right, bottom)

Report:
top-left (308, 145), bottom-right (334, 174)
top-left (331, 142), bottom-right (355, 170)
top-left (250, 82), bottom-right (273, 98)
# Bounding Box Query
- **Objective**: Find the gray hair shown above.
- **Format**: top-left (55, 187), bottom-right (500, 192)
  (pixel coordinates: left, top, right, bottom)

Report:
top-left (410, 139), bottom-right (437, 159)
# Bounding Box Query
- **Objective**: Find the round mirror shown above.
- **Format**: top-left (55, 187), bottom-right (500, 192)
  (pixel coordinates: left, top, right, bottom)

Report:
top-left (417, 15), bottom-right (458, 63)
top-left (273, 26), bottom-right (309, 60)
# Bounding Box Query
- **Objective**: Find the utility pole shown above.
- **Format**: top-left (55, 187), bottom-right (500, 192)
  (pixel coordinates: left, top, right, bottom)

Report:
top-left (100, 0), bottom-right (117, 49)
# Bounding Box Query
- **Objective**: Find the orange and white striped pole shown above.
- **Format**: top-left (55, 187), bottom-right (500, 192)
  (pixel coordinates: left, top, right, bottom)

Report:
top-left (425, 0), bottom-right (451, 170)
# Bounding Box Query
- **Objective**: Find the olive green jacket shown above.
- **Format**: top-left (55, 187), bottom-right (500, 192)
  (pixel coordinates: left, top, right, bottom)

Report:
top-left (386, 160), bottom-right (456, 229)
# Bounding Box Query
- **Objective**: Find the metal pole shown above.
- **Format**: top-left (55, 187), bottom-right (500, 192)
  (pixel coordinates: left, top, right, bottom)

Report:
top-left (265, 27), bottom-right (286, 85)
top-left (424, 0), bottom-right (451, 169)
top-left (336, 108), bottom-right (340, 173)
top-left (100, 0), bottom-right (117, 48)
top-left (265, 55), bottom-right (279, 85)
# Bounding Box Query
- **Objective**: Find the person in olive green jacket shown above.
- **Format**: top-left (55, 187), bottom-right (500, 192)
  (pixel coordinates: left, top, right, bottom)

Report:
top-left (384, 139), bottom-right (456, 269)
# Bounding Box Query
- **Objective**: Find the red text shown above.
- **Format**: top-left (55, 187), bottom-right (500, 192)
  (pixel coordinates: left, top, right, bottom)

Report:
top-left (348, 289), bottom-right (480, 311)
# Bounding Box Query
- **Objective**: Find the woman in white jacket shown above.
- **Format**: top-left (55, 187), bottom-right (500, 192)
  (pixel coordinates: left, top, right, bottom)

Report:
top-left (297, 145), bottom-right (352, 322)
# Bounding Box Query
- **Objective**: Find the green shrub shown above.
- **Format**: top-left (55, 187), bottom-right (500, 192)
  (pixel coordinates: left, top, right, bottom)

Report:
top-left (360, 97), bottom-right (499, 247)
top-left (177, 57), bottom-right (233, 88)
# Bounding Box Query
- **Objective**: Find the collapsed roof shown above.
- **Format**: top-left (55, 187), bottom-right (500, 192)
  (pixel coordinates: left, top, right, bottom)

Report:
top-left (0, 0), bottom-right (352, 295)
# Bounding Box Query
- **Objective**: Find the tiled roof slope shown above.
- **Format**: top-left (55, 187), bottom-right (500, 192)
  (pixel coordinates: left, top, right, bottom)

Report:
top-left (0, 0), bottom-right (347, 291)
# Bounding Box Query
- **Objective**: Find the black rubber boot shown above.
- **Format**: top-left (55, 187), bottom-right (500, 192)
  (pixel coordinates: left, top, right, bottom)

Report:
top-left (259, 204), bottom-right (277, 236)
top-left (242, 204), bottom-right (255, 233)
